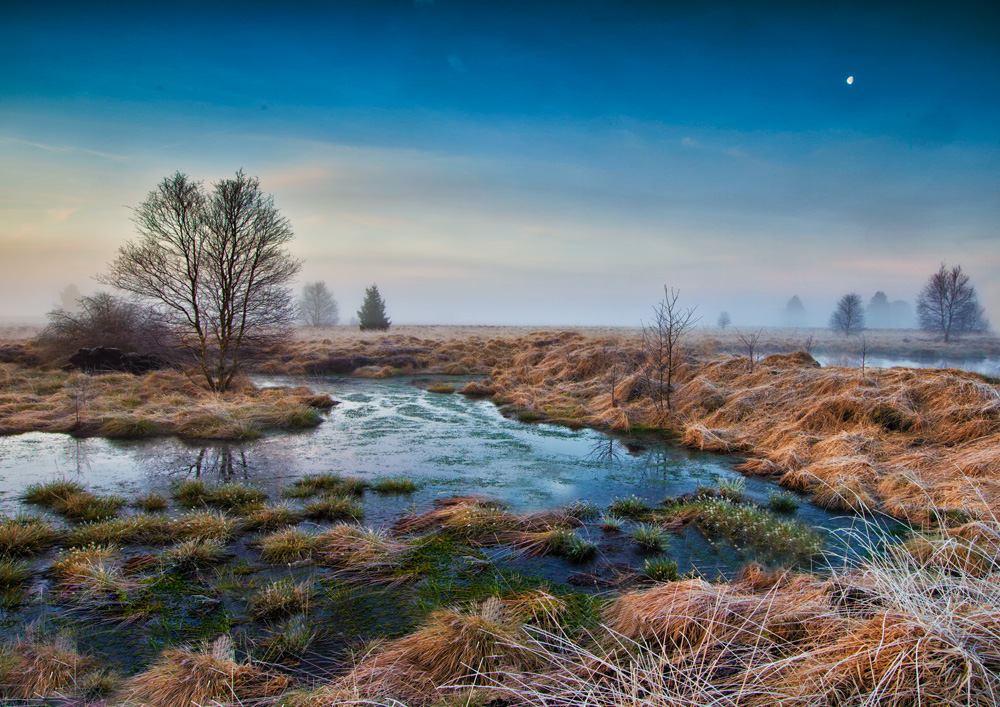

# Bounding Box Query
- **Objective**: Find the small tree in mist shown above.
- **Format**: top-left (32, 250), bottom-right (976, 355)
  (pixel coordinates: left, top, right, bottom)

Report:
top-left (783, 295), bottom-right (807, 327)
top-left (101, 171), bottom-right (300, 392)
top-left (58, 284), bottom-right (83, 313)
top-left (38, 292), bottom-right (173, 362)
top-left (299, 281), bottom-right (339, 327)
top-left (357, 284), bottom-right (391, 331)
top-left (717, 311), bottom-right (731, 329)
top-left (866, 291), bottom-right (892, 328)
top-left (830, 293), bottom-right (865, 337)
top-left (735, 327), bottom-right (763, 372)
top-left (916, 263), bottom-right (989, 342)
top-left (641, 287), bottom-right (698, 415)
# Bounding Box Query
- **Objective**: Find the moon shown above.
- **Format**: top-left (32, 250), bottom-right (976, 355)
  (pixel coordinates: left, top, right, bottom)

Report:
top-left (846, 76), bottom-right (854, 85)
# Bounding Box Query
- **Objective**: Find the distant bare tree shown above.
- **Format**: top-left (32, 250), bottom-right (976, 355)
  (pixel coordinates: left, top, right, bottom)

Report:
top-left (830, 293), bottom-right (865, 337)
top-left (916, 264), bottom-right (989, 342)
top-left (101, 171), bottom-right (300, 391)
top-left (641, 287), bottom-right (698, 414)
top-left (299, 281), bottom-right (339, 327)
top-left (717, 311), bottom-right (731, 329)
top-left (735, 327), bottom-right (763, 372)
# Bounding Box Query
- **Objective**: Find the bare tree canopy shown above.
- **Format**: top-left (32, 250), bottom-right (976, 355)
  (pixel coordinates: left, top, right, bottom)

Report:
top-left (299, 281), bottom-right (340, 327)
top-left (830, 293), bottom-right (865, 336)
top-left (641, 286), bottom-right (698, 414)
top-left (916, 264), bottom-right (989, 342)
top-left (717, 311), bottom-right (731, 329)
top-left (101, 171), bottom-right (300, 391)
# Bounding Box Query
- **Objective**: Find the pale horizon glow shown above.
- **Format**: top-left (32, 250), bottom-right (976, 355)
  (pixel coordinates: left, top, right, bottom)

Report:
top-left (1, 2), bottom-right (998, 329)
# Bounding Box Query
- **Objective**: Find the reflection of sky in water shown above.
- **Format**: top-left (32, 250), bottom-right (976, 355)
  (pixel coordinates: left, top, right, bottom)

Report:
top-left (0, 377), bottom-right (878, 551)
top-left (815, 354), bottom-right (999, 377)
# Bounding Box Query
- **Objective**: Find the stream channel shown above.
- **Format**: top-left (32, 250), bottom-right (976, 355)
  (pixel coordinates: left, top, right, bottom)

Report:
top-left (0, 375), bottom-right (895, 582)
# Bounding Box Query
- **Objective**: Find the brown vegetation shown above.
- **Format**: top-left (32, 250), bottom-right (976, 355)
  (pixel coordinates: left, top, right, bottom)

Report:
top-left (0, 364), bottom-right (332, 439)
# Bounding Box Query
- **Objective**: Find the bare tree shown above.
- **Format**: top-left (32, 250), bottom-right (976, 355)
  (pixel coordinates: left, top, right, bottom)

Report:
top-left (829, 293), bottom-right (865, 337)
top-left (299, 281), bottom-right (339, 327)
top-left (735, 327), bottom-right (763, 372)
top-left (641, 287), bottom-right (698, 414)
top-left (717, 311), bottom-right (731, 329)
top-left (916, 264), bottom-right (989, 342)
top-left (38, 291), bottom-right (173, 362)
top-left (101, 171), bottom-right (300, 392)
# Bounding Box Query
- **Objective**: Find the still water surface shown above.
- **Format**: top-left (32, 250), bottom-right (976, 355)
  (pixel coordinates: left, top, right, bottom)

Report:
top-left (0, 376), bottom-right (887, 576)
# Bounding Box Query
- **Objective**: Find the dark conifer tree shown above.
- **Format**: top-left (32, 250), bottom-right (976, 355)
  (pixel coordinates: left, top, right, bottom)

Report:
top-left (357, 284), bottom-right (391, 331)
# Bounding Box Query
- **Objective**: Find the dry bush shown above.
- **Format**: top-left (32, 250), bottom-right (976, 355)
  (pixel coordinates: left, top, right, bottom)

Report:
top-left (0, 635), bottom-right (98, 701)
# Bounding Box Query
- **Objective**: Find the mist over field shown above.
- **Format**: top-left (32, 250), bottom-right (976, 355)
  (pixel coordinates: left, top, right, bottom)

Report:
top-left (2, 1), bottom-right (998, 328)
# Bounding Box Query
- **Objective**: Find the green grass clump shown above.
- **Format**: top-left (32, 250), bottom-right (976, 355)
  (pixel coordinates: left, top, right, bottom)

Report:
top-left (551, 529), bottom-right (597, 562)
top-left (564, 501), bottom-right (601, 522)
top-left (718, 477), bottom-right (748, 502)
top-left (258, 613), bottom-right (317, 658)
top-left (0, 516), bottom-right (61, 556)
top-left (173, 511), bottom-right (244, 542)
top-left (644, 556), bottom-right (679, 582)
top-left (66, 514), bottom-right (174, 547)
top-left (607, 495), bottom-right (650, 520)
top-left (599, 514), bottom-right (624, 532)
top-left (134, 492), bottom-right (169, 512)
top-left (426, 383), bottom-right (456, 394)
top-left (285, 473), bottom-right (366, 499)
top-left (204, 482), bottom-right (267, 511)
top-left (373, 477), bottom-right (418, 495)
top-left (246, 504), bottom-right (301, 531)
top-left (23, 479), bottom-right (86, 507)
top-left (258, 527), bottom-right (318, 564)
top-left (768, 490), bottom-right (800, 514)
top-left (172, 479), bottom-right (209, 508)
top-left (159, 538), bottom-right (227, 573)
top-left (690, 497), bottom-right (824, 564)
top-left (0, 559), bottom-right (31, 589)
top-left (631, 523), bottom-right (669, 552)
top-left (303, 495), bottom-right (364, 522)
top-left (250, 579), bottom-right (311, 620)
top-left (52, 492), bottom-right (127, 523)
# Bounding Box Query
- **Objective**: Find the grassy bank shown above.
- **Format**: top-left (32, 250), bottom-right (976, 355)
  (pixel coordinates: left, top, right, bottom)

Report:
top-left (0, 479), bottom-right (996, 706)
top-left (0, 364), bottom-right (333, 439)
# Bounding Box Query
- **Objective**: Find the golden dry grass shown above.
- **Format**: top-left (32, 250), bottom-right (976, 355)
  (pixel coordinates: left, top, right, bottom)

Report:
top-left (0, 363), bottom-right (329, 439)
top-left (117, 636), bottom-right (288, 707)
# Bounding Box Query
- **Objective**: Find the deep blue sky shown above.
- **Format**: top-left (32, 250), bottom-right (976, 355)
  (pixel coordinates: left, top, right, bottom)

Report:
top-left (2, 0), bottom-right (998, 325)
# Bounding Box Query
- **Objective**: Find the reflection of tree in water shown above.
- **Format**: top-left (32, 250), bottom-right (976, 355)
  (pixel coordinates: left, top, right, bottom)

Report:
top-left (586, 437), bottom-right (624, 465)
top-left (177, 446), bottom-right (253, 479)
top-left (636, 445), bottom-right (719, 485)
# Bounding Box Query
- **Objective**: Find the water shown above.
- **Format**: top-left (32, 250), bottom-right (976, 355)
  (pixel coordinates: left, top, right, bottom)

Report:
top-left (815, 353), bottom-right (1000, 377)
top-left (0, 376), bottom-right (888, 577)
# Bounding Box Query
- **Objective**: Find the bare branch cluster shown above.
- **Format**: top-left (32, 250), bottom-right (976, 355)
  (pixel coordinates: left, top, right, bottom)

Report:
top-left (100, 171), bottom-right (300, 391)
top-left (641, 287), bottom-right (698, 414)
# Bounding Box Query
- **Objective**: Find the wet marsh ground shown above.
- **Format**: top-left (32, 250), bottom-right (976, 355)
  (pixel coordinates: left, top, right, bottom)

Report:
top-left (1, 327), bottom-right (999, 705)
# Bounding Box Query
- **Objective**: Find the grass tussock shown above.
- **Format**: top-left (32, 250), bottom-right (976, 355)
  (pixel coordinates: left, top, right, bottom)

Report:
top-left (249, 578), bottom-right (311, 620)
top-left (0, 515), bottom-right (60, 556)
top-left (303, 493), bottom-right (364, 522)
top-left (326, 592), bottom-right (564, 705)
top-left (316, 523), bottom-right (413, 582)
top-left (117, 635), bottom-right (289, 707)
top-left (0, 635), bottom-right (98, 701)
top-left (258, 527), bottom-right (319, 564)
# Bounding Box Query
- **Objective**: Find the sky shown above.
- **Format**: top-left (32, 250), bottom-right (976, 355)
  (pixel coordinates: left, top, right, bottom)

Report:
top-left (2, 0), bottom-right (998, 327)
